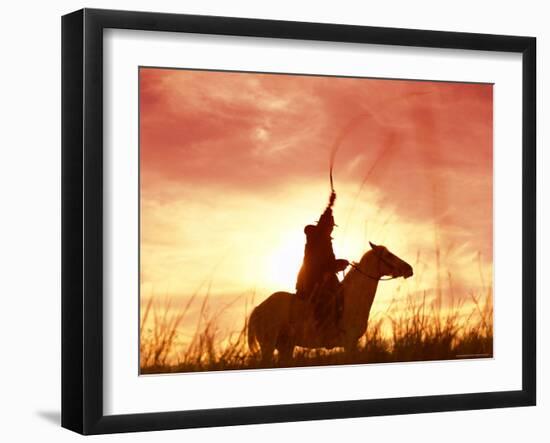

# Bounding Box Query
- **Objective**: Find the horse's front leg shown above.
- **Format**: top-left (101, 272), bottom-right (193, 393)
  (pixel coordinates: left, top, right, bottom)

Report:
top-left (343, 333), bottom-right (360, 360)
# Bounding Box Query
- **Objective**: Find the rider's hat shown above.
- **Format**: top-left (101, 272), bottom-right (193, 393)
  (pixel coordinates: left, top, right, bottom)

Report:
top-left (304, 224), bottom-right (317, 235)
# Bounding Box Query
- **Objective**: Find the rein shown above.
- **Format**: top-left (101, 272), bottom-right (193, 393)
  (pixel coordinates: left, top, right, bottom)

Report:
top-left (348, 261), bottom-right (400, 282)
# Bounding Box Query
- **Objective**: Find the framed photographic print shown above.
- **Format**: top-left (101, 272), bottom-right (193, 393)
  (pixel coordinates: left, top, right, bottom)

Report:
top-left (61, 8), bottom-right (536, 435)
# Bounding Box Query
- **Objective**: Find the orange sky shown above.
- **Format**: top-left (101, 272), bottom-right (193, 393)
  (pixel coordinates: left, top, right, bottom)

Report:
top-left (139, 67), bottom-right (493, 339)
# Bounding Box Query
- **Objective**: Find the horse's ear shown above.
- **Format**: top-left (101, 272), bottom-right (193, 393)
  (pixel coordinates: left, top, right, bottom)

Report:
top-left (369, 241), bottom-right (378, 250)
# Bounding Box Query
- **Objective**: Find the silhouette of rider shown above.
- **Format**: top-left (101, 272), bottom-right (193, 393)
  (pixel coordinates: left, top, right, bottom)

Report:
top-left (296, 191), bottom-right (349, 327)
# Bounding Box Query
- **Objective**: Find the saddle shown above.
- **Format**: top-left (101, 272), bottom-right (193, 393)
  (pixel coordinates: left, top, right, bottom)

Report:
top-left (296, 280), bottom-right (344, 338)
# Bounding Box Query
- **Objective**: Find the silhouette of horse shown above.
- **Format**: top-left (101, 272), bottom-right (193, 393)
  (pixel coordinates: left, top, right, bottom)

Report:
top-left (248, 242), bottom-right (413, 363)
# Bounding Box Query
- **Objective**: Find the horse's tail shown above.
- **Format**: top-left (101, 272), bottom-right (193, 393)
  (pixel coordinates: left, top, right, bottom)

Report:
top-left (247, 308), bottom-right (259, 353)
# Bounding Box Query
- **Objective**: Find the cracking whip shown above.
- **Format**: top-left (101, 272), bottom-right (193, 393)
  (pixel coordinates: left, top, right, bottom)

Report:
top-left (328, 91), bottom-right (432, 194)
top-left (328, 111), bottom-right (376, 195)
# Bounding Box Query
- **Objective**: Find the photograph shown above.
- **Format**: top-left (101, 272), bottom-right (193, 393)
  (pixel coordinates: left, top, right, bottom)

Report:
top-left (138, 67), bottom-right (494, 374)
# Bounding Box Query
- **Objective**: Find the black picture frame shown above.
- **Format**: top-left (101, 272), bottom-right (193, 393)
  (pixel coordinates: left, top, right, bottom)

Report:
top-left (61, 8), bottom-right (536, 435)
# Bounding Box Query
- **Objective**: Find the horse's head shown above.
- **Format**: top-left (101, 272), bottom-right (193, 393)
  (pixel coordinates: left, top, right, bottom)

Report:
top-left (363, 241), bottom-right (413, 279)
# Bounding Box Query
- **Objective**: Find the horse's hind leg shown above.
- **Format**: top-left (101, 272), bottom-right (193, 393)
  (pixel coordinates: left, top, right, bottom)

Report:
top-left (259, 341), bottom-right (276, 367)
top-left (276, 331), bottom-right (295, 365)
top-left (277, 344), bottom-right (295, 365)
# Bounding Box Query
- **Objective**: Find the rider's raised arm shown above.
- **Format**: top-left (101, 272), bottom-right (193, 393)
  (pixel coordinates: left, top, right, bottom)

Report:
top-left (317, 191), bottom-right (336, 232)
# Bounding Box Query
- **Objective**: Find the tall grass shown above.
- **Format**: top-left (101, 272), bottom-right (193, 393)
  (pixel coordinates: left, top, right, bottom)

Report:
top-left (140, 283), bottom-right (493, 374)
